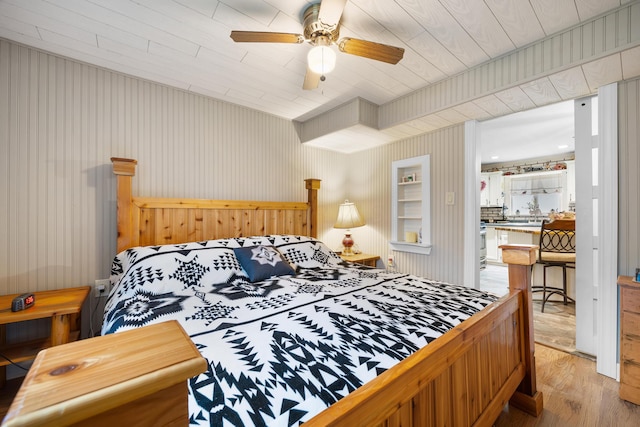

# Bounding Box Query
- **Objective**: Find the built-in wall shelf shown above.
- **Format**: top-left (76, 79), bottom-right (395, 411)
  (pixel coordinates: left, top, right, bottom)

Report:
top-left (391, 155), bottom-right (431, 255)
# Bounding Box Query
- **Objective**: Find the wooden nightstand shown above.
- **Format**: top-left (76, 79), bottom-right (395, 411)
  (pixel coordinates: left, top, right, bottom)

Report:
top-left (339, 253), bottom-right (380, 267)
top-left (0, 286), bottom-right (90, 388)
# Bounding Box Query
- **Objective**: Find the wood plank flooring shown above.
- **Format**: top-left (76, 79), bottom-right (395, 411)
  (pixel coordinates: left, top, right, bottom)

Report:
top-left (481, 263), bottom-right (576, 354)
top-left (494, 344), bottom-right (640, 426)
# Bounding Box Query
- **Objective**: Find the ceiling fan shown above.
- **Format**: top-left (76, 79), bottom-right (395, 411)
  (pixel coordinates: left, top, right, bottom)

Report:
top-left (230, 0), bottom-right (405, 90)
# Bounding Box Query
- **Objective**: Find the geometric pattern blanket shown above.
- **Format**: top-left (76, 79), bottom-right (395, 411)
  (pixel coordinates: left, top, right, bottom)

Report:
top-left (102, 235), bottom-right (498, 426)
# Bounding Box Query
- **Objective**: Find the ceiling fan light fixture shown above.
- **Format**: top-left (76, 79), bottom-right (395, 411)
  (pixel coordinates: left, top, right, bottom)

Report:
top-left (307, 45), bottom-right (336, 75)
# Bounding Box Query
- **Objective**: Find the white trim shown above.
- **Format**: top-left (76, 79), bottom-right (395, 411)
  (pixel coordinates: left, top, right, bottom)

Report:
top-left (596, 83), bottom-right (618, 379)
top-left (464, 121), bottom-right (481, 289)
top-left (390, 155), bottom-right (432, 254)
top-left (574, 96), bottom-right (596, 356)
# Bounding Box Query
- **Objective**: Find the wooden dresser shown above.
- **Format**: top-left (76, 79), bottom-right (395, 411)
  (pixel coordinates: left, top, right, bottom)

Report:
top-left (619, 275), bottom-right (640, 405)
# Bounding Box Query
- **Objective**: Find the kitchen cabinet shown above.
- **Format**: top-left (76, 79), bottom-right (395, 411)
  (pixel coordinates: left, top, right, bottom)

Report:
top-left (481, 172), bottom-right (503, 207)
top-left (486, 227), bottom-right (498, 261)
top-left (486, 225), bottom-right (540, 264)
top-left (390, 155), bottom-right (431, 254)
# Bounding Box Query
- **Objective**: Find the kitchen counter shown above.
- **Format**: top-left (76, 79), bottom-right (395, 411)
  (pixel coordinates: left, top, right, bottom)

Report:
top-left (485, 221), bottom-right (542, 227)
top-left (494, 226), bottom-right (540, 235)
top-left (485, 224), bottom-right (541, 263)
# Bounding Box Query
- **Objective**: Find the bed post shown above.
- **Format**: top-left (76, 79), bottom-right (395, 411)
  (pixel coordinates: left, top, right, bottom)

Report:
top-left (501, 243), bottom-right (544, 417)
top-left (305, 179), bottom-right (321, 238)
top-left (111, 158), bottom-right (138, 253)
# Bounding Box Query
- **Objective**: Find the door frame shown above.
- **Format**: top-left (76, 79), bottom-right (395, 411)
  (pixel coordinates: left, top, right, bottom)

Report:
top-left (595, 83), bottom-right (618, 378)
top-left (464, 84), bottom-right (618, 378)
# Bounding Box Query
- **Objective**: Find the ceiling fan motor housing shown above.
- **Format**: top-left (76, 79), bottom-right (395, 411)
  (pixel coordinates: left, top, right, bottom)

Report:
top-left (303, 4), bottom-right (340, 45)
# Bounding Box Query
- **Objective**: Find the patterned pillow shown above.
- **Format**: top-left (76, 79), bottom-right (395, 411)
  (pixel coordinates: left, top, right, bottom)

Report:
top-left (233, 245), bottom-right (296, 282)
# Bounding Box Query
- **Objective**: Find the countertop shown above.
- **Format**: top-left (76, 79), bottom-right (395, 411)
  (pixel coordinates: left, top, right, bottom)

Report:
top-left (494, 226), bottom-right (541, 235)
top-left (484, 221), bottom-right (542, 235)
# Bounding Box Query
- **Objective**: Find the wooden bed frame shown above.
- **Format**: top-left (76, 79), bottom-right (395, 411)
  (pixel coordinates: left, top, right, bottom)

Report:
top-left (111, 157), bottom-right (543, 426)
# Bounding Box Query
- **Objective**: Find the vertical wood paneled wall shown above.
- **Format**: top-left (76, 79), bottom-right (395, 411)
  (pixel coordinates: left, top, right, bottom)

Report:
top-left (618, 77), bottom-right (640, 275)
top-left (0, 39), bottom-right (347, 348)
top-left (345, 125), bottom-right (466, 284)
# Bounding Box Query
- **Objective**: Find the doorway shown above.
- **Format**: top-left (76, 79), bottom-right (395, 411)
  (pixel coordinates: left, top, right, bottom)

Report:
top-left (477, 100), bottom-right (577, 352)
top-left (465, 84), bottom-right (619, 378)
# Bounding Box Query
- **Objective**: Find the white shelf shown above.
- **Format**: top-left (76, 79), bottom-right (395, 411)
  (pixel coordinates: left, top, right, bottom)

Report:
top-left (389, 241), bottom-right (432, 255)
top-left (391, 155), bottom-right (431, 255)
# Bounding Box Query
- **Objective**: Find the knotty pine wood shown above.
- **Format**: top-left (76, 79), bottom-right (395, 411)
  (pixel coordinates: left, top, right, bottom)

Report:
top-left (111, 158), bottom-right (319, 253)
top-left (4, 344), bottom-right (635, 426)
top-left (2, 320), bottom-right (207, 427)
top-left (303, 293), bottom-right (527, 426)
top-left (110, 158), bottom-right (540, 426)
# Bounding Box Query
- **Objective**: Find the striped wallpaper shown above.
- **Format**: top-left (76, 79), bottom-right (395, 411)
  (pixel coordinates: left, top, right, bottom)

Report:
top-left (618, 77), bottom-right (640, 276)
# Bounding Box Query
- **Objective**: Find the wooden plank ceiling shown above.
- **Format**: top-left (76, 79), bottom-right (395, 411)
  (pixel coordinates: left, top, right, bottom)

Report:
top-left (0, 0), bottom-right (637, 153)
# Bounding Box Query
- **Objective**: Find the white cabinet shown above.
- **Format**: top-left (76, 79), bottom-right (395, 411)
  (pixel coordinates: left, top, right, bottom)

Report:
top-left (480, 172), bottom-right (503, 207)
top-left (390, 155), bottom-right (431, 254)
top-left (486, 227), bottom-right (498, 261)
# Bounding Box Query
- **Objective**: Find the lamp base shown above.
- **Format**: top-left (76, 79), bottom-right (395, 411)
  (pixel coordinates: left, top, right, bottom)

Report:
top-left (342, 233), bottom-right (355, 255)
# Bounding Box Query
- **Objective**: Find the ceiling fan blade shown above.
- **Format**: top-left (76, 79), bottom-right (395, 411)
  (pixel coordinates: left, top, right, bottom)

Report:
top-left (338, 38), bottom-right (405, 64)
top-left (230, 31), bottom-right (304, 44)
top-left (303, 67), bottom-right (321, 90)
top-left (318, 0), bottom-right (347, 26)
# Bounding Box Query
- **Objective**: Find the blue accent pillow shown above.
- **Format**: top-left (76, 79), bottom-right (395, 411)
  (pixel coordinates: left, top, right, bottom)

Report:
top-left (233, 245), bottom-right (296, 282)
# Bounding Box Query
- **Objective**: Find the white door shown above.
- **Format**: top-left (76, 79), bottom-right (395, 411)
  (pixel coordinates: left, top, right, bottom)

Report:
top-left (574, 84), bottom-right (618, 378)
top-left (574, 96), bottom-right (598, 356)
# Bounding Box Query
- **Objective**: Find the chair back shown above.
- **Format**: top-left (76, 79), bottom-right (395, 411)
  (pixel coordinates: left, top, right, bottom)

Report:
top-left (539, 219), bottom-right (576, 256)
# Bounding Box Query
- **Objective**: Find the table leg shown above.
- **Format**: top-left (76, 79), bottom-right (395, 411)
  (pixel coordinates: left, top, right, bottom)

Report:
top-left (51, 314), bottom-right (71, 346)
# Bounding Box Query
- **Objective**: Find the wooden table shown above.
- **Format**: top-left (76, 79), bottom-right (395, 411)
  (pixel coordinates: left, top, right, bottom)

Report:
top-left (0, 287), bottom-right (90, 388)
top-left (339, 253), bottom-right (380, 267)
top-left (2, 320), bottom-right (207, 427)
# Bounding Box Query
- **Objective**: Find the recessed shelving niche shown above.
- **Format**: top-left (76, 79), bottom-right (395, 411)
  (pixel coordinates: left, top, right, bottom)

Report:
top-left (391, 155), bottom-right (431, 254)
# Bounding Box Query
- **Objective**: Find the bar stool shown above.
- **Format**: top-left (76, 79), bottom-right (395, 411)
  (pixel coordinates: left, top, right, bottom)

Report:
top-left (533, 219), bottom-right (576, 312)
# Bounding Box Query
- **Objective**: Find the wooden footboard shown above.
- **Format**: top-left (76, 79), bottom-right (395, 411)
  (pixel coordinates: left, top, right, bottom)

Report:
top-left (304, 245), bottom-right (543, 427)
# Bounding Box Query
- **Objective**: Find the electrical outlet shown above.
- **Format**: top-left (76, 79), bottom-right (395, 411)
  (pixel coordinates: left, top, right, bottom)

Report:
top-left (94, 279), bottom-right (111, 298)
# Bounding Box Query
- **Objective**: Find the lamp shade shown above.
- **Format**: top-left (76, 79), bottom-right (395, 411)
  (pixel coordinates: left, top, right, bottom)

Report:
top-left (307, 45), bottom-right (336, 74)
top-left (334, 200), bottom-right (365, 229)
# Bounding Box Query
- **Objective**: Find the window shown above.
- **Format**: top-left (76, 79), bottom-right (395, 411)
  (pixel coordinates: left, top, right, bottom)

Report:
top-left (506, 171), bottom-right (567, 216)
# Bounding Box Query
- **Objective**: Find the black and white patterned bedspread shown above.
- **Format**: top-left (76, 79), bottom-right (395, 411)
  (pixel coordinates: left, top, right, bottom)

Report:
top-left (102, 235), bottom-right (498, 426)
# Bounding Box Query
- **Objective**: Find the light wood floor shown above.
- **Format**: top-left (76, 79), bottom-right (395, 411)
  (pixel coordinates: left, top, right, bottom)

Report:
top-left (494, 344), bottom-right (640, 426)
top-left (481, 264), bottom-right (640, 425)
top-left (481, 263), bottom-right (576, 353)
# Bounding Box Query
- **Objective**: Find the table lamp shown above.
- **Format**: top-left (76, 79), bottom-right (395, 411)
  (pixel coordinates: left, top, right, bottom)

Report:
top-left (334, 200), bottom-right (365, 255)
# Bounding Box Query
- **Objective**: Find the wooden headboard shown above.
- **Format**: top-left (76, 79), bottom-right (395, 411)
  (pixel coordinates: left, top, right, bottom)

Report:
top-left (111, 158), bottom-right (320, 253)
